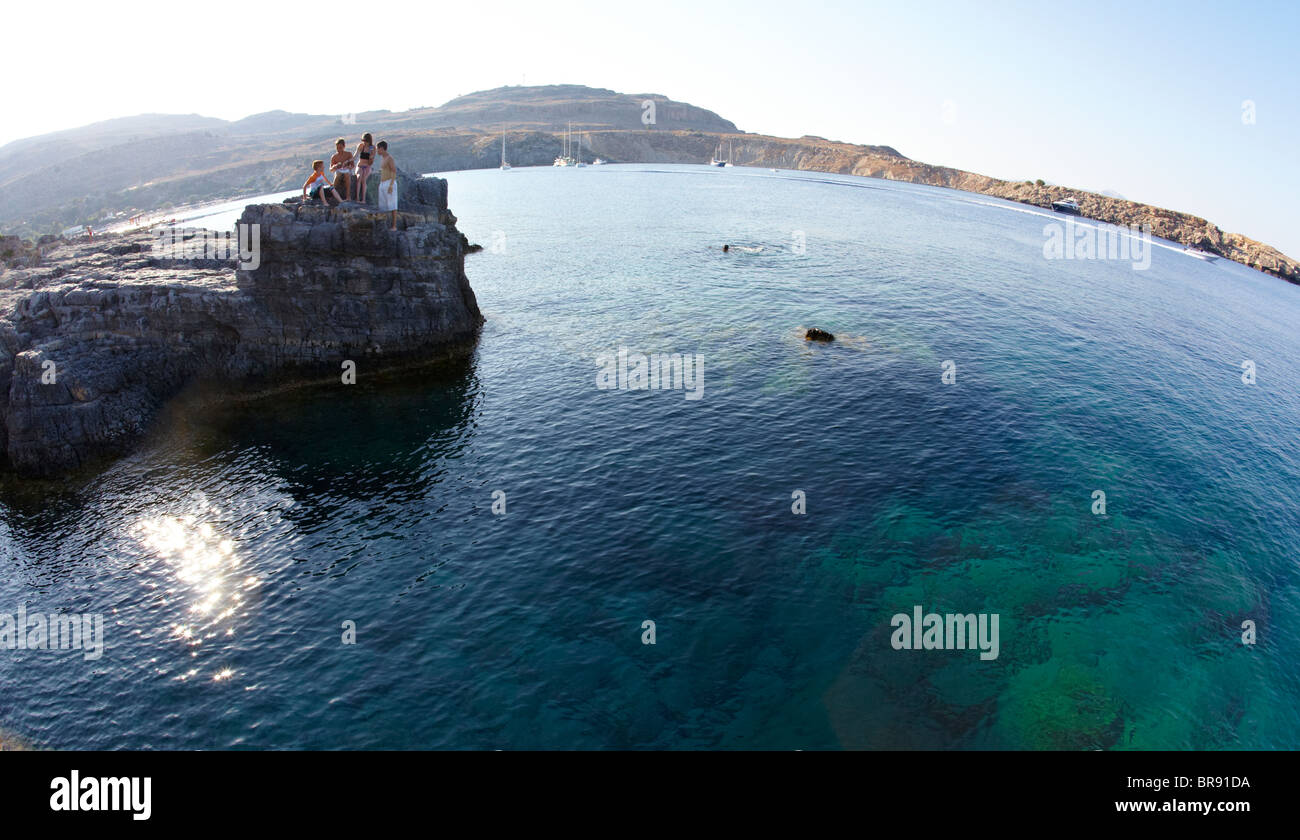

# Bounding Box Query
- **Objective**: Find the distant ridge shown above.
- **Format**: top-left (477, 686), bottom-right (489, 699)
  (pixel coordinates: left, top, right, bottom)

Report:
top-left (0, 113), bottom-right (228, 158)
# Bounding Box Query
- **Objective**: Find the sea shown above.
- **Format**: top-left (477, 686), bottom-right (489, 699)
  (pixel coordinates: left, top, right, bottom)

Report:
top-left (2, 164), bottom-right (1297, 749)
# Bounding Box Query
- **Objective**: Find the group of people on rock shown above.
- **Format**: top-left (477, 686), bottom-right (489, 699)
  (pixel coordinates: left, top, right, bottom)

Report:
top-left (302, 132), bottom-right (400, 229)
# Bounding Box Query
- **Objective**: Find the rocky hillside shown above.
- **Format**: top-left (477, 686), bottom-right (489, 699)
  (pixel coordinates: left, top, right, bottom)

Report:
top-left (402, 84), bottom-right (737, 132)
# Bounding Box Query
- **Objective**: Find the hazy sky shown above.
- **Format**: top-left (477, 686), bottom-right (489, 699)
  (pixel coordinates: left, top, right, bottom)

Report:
top-left (4, 0), bottom-right (1297, 255)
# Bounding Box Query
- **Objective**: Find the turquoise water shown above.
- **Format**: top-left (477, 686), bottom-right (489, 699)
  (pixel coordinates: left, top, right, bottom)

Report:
top-left (2, 164), bottom-right (1298, 749)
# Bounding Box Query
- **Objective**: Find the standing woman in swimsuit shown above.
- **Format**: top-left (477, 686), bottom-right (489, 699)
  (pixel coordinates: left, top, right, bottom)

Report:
top-left (354, 133), bottom-right (375, 204)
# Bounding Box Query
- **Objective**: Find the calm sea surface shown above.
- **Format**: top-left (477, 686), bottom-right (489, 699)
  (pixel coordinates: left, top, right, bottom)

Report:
top-left (3, 164), bottom-right (1298, 749)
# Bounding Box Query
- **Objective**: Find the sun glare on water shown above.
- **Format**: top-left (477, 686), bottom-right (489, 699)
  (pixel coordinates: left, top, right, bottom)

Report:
top-left (130, 509), bottom-right (260, 681)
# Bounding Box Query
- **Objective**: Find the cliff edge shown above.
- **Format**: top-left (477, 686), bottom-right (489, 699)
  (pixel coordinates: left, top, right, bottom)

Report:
top-left (0, 171), bottom-right (482, 476)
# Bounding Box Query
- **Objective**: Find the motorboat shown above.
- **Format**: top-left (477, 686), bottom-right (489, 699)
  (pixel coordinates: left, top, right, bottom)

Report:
top-left (1051, 197), bottom-right (1081, 215)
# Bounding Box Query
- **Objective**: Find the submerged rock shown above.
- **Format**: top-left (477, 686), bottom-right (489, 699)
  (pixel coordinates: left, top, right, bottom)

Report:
top-left (0, 727), bottom-right (29, 750)
top-left (805, 328), bottom-right (835, 342)
top-left (0, 170), bottom-right (482, 476)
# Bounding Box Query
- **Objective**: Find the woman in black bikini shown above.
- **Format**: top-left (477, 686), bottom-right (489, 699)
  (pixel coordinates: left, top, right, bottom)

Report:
top-left (354, 133), bottom-right (375, 204)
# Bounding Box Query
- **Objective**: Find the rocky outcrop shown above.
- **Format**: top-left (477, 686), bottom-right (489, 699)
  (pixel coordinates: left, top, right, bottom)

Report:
top-left (0, 171), bottom-right (481, 476)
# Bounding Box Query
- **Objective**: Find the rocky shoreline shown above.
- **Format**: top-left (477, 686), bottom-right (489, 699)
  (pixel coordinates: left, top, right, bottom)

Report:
top-left (366, 128), bottom-right (1300, 285)
top-left (701, 133), bottom-right (1300, 286)
top-left (0, 170), bottom-right (482, 476)
top-left (543, 129), bottom-right (1297, 285)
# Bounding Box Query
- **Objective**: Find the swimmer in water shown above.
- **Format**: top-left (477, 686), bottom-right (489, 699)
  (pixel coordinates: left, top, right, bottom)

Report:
top-left (723, 244), bottom-right (730, 252)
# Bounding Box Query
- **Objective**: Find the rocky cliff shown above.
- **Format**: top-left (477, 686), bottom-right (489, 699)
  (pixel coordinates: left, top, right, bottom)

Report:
top-left (0, 170), bottom-right (482, 476)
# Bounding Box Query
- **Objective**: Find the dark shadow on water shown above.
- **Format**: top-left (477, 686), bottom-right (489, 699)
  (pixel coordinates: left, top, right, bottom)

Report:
top-left (182, 351), bottom-right (484, 503)
top-left (0, 350), bottom-right (483, 531)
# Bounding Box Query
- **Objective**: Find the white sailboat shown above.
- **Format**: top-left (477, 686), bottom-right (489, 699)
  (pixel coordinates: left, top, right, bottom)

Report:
top-left (553, 122), bottom-right (570, 166)
top-left (500, 129), bottom-right (511, 170)
top-left (575, 129), bottom-right (585, 167)
top-left (710, 139), bottom-right (735, 167)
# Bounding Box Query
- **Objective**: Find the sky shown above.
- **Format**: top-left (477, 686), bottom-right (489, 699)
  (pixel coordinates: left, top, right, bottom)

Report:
top-left (2, 0), bottom-right (1297, 256)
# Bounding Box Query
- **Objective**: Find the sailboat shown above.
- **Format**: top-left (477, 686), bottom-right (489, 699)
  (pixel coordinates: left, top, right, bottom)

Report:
top-left (724, 140), bottom-right (734, 167)
top-left (555, 122), bottom-right (579, 167)
top-left (500, 129), bottom-right (511, 170)
top-left (710, 140), bottom-right (726, 167)
top-left (575, 129), bottom-right (585, 167)
top-left (553, 122), bottom-right (569, 166)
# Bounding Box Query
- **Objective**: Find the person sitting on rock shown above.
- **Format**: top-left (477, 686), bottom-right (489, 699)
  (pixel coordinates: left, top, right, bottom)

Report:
top-left (376, 141), bottom-right (398, 230)
top-left (303, 160), bottom-right (342, 207)
top-left (354, 133), bottom-right (376, 204)
top-left (329, 139), bottom-right (355, 201)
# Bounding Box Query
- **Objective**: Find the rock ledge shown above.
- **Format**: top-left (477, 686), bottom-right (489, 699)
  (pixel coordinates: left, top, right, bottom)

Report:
top-left (0, 171), bottom-right (482, 476)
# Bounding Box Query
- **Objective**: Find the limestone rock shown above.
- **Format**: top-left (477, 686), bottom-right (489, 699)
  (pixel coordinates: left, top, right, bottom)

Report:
top-left (0, 173), bottom-right (482, 476)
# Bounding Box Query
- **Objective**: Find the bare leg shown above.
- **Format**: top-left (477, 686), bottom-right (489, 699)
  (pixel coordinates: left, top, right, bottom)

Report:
top-left (389, 210), bottom-right (396, 230)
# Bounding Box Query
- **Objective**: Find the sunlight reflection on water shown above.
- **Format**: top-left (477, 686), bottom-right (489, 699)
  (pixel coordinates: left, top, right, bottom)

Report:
top-left (131, 507), bottom-right (259, 666)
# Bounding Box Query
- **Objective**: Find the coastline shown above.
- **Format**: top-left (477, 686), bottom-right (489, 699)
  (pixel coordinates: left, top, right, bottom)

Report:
top-left (678, 132), bottom-right (1300, 286)
top-left (22, 128), bottom-right (1295, 287)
